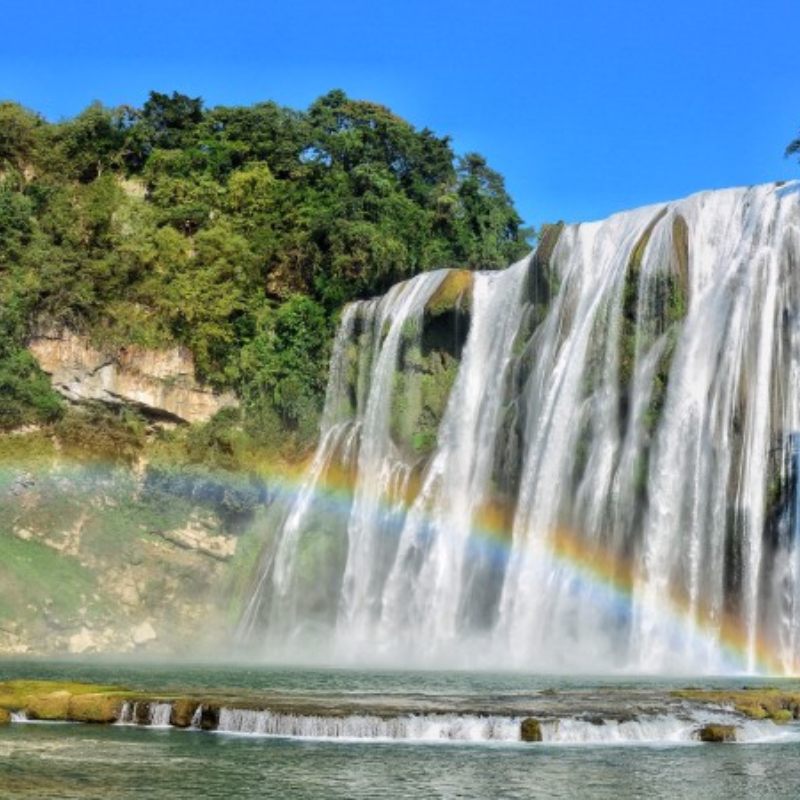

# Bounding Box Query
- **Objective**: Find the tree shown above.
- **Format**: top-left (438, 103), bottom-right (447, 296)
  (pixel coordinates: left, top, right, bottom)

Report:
top-left (787, 129), bottom-right (800, 162)
top-left (239, 295), bottom-right (331, 449)
top-left (0, 89), bottom-right (533, 449)
top-left (48, 102), bottom-right (134, 181)
top-left (0, 102), bottom-right (43, 173)
top-left (453, 153), bottom-right (531, 268)
top-left (127, 91), bottom-right (205, 166)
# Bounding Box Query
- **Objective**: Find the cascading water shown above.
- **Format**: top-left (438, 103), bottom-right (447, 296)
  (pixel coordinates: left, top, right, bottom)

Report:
top-left (240, 181), bottom-right (800, 675)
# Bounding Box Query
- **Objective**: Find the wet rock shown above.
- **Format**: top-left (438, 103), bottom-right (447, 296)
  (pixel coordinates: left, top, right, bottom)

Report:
top-left (199, 704), bottom-right (220, 731)
top-left (520, 717), bottom-right (543, 742)
top-left (0, 708), bottom-right (10, 725)
top-left (696, 723), bottom-right (737, 743)
top-left (171, 699), bottom-right (198, 728)
top-left (134, 702), bottom-right (152, 725)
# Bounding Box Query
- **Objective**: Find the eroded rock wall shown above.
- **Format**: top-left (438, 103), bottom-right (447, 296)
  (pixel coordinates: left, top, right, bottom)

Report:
top-left (0, 448), bottom-right (271, 656)
top-left (28, 329), bottom-right (237, 424)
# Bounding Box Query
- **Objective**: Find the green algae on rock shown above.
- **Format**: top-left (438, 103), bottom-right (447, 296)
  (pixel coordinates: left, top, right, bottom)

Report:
top-left (695, 723), bottom-right (738, 743)
top-left (519, 717), bottom-right (543, 742)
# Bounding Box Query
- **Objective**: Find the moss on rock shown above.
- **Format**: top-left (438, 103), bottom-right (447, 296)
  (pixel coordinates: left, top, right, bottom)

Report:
top-left (0, 680), bottom-right (131, 724)
top-left (68, 693), bottom-right (125, 723)
top-left (671, 214), bottom-right (690, 303)
top-left (25, 691), bottom-right (72, 721)
top-left (696, 723), bottom-right (737, 742)
top-left (171, 698), bottom-right (199, 728)
top-left (520, 717), bottom-right (543, 742)
top-left (425, 270), bottom-right (473, 319)
top-left (523, 221), bottom-right (563, 329)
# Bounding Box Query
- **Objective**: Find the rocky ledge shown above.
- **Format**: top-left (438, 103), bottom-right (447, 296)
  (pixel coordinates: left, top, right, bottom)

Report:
top-left (3, 681), bottom-right (798, 745)
top-left (28, 328), bottom-right (237, 424)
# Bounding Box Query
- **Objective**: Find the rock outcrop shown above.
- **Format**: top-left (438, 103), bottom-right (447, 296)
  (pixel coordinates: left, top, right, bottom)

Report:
top-left (520, 717), bottom-right (543, 742)
top-left (695, 723), bottom-right (738, 743)
top-left (0, 450), bottom-right (269, 657)
top-left (389, 270), bottom-right (473, 461)
top-left (28, 328), bottom-right (237, 423)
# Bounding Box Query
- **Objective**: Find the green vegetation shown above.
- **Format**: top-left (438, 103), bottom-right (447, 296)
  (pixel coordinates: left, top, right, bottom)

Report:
top-left (0, 533), bottom-right (100, 629)
top-left (787, 129), bottom-right (800, 162)
top-left (0, 90), bottom-right (532, 456)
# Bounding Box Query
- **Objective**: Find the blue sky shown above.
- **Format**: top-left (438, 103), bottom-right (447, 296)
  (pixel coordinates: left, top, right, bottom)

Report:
top-left (1, 0), bottom-right (798, 229)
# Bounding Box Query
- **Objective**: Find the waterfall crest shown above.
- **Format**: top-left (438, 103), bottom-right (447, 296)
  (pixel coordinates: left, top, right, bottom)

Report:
top-left (240, 182), bottom-right (800, 674)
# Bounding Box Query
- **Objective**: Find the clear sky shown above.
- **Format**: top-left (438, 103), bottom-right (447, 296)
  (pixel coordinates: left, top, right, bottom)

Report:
top-left (2, 0), bottom-right (798, 229)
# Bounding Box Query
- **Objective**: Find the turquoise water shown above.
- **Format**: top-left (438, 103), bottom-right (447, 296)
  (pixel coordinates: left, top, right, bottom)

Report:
top-left (2, 660), bottom-right (800, 799)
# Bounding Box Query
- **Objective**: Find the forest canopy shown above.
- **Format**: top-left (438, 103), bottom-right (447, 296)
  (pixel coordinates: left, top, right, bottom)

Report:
top-left (0, 90), bottom-right (532, 450)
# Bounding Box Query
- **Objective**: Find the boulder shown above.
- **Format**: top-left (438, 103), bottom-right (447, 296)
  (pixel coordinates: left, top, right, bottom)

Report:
top-left (171, 699), bottom-right (198, 728)
top-left (199, 704), bottom-right (220, 731)
top-left (696, 723), bottom-right (737, 743)
top-left (520, 717), bottom-right (543, 742)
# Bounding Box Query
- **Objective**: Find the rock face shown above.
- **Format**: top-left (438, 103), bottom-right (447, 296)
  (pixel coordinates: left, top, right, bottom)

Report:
top-left (0, 449), bottom-right (268, 657)
top-left (389, 270), bottom-right (473, 461)
top-left (28, 329), bottom-right (237, 423)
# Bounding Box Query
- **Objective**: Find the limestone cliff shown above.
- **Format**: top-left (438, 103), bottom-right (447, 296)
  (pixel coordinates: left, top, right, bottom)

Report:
top-left (27, 329), bottom-right (237, 424)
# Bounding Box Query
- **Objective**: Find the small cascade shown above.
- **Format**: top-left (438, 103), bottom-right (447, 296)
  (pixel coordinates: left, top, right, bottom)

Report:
top-left (6, 698), bottom-right (797, 745)
top-left (240, 181), bottom-right (800, 675)
top-left (148, 703), bottom-right (173, 727)
top-left (209, 707), bottom-right (798, 745)
top-left (116, 701), bottom-right (173, 727)
top-left (216, 709), bottom-right (519, 741)
top-left (116, 702), bottom-right (133, 724)
top-left (541, 714), bottom-right (797, 745)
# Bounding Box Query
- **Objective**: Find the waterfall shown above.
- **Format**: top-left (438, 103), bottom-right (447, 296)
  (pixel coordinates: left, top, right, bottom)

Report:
top-left (240, 181), bottom-right (800, 675)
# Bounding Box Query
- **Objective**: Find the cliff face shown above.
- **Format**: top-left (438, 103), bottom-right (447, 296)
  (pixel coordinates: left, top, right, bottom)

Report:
top-left (28, 329), bottom-right (238, 424)
top-left (0, 448), bottom-right (271, 656)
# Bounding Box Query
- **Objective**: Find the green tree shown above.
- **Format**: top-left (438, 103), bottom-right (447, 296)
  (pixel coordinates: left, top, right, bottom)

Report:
top-left (0, 102), bottom-right (43, 172)
top-left (47, 102), bottom-right (134, 182)
top-left (240, 296), bottom-right (331, 449)
top-left (0, 89), bottom-right (533, 453)
top-left (453, 153), bottom-right (530, 268)
top-left (787, 129), bottom-right (800, 162)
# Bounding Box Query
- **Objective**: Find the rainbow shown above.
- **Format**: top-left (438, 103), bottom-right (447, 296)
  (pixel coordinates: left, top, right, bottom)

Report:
top-left (1, 448), bottom-right (794, 677)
